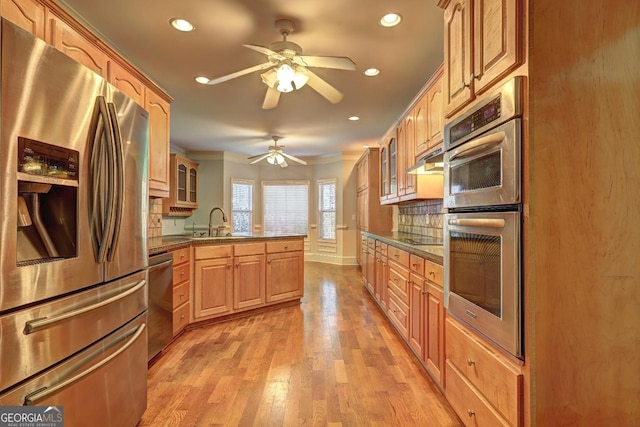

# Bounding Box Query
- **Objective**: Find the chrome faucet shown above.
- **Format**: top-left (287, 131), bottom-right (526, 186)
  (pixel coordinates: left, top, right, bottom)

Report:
top-left (208, 207), bottom-right (228, 237)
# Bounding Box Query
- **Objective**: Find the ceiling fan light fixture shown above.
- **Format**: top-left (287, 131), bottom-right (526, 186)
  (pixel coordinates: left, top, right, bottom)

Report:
top-left (195, 76), bottom-right (210, 84)
top-left (275, 153), bottom-right (285, 165)
top-left (260, 69), bottom-right (278, 88)
top-left (292, 69), bottom-right (309, 89)
top-left (379, 13), bottom-right (402, 27)
top-left (170, 18), bottom-right (195, 32)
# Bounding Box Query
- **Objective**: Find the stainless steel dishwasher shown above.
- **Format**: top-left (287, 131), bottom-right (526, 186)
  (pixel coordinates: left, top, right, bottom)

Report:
top-left (147, 252), bottom-right (173, 362)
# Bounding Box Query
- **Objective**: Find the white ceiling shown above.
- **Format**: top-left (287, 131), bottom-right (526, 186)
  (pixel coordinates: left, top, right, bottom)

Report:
top-left (58, 0), bottom-right (444, 160)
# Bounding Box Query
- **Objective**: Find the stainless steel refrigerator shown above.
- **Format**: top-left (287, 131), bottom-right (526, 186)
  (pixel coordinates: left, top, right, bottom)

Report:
top-left (0, 19), bottom-right (149, 426)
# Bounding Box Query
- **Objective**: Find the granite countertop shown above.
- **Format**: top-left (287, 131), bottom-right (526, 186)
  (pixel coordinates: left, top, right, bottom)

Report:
top-left (148, 233), bottom-right (306, 255)
top-left (361, 231), bottom-right (444, 264)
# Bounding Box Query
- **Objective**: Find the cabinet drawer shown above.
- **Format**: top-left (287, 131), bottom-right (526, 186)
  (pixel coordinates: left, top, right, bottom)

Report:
top-left (266, 240), bottom-right (303, 253)
top-left (376, 241), bottom-right (388, 256)
top-left (172, 302), bottom-right (190, 335)
top-left (173, 281), bottom-right (189, 310)
top-left (194, 244), bottom-right (233, 260)
top-left (387, 291), bottom-right (409, 339)
top-left (445, 361), bottom-right (510, 427)
top-left (171, 246), bottom-right (190, 265)
top-left (234, 242), bottom-right (265, 256)
top-left (367, 238), bottom-right (376, 249)
top-left (425, 259), bottom-right (443, 287)
top-left (446, 318), bottom-right (522, 426)
top-left (409, 254), bottom-right (425, 276)
top-left (388, 246), bottom-right (409, 267)
top-left (172, 263), bottom-right (189, 286)
top-left (388, 264), bottom-right (409, 304)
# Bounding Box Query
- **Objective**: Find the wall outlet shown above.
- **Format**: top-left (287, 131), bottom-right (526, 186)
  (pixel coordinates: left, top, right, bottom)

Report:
top-left (351, 214), bottom-right (356, 221)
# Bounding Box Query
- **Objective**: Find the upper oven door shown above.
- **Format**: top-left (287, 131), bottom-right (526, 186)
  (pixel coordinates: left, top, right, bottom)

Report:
top-left (444, 118), bottom-right (521, 209)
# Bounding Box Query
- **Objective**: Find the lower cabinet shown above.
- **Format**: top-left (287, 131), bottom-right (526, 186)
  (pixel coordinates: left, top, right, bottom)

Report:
top-left (445, 317), bottom-right (523, 427)
top-left (170, 246), bottom-right (191, 336)
top-left (266, 240), bottom-right (304, 303)
top-left (194, 245), bottom-right (234, 318)
top-left (193, 239), bottom-right (304, 322)
top-left (233, 243), bottom-right (266, 310)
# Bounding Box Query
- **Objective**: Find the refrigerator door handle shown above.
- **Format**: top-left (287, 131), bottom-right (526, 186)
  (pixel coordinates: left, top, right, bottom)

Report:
top-left (105, 102), bottom-right (124, 262)
top-left (88, 97), bottom-right (108, 262)
top-left (23, 279), bottom-right (147, 334)
top-left (23, 323), bottom-right (146, 406)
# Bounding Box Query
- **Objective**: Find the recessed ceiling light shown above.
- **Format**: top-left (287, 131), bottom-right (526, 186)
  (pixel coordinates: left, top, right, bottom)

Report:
top-left (379, 13), bottom-right (402, 27)
top-left (195, 76), bottom-right (210, 84)
top-left (170, 18), bottom-right (195, 32)
top-left (349, 116), bottom-right (360, 121)
top-left (364, 68), bottom-right (380, 77)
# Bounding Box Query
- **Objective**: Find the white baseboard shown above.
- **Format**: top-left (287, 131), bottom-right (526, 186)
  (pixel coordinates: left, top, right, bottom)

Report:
top-left (304, 252), bottom-right (358, 266)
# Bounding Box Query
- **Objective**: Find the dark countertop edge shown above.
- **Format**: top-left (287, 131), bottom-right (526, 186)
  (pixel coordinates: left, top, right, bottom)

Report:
top-left (149, 234), bottom-right (306, 255)
top-left (361, 231), bottom-right (443, 265)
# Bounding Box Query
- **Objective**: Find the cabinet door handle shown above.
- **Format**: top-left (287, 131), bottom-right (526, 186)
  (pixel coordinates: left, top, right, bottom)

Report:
top-left (267, 260), bottom-right (271, 264)
top-left (236, 263), bottom-right (240, 268)
top-left (181, 271), bottom-right (185, 277)
top-left (467, 358), bottom-right (476, 366)
top-left (180, 254), bottom-right (185, 259)
top-left (467, 409), bottom-right (476, 417)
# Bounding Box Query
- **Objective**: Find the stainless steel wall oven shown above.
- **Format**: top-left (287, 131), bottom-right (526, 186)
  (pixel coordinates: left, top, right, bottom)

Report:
top-left (443, 76), bottom-right (524, 359)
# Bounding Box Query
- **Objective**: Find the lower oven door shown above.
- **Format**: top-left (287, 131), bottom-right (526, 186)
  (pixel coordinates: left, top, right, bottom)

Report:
top-left (444, 210), bottom-right (522, 358)
top-left (0, 312), bottom-right (148, 427)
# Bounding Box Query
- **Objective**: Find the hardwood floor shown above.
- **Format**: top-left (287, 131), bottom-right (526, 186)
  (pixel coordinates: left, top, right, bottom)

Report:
top-left (139, 261), bottom-right (462, 426)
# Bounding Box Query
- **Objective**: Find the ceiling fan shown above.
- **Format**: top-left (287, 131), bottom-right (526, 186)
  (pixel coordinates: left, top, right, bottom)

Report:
top-left (206, 18), bottom-right (356, 109)
top-left (247, 136), bottom-right (307, 167)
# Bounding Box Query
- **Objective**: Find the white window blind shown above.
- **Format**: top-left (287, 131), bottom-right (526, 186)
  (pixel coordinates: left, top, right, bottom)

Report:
top-left (263, 181), bottom-right (308, 235)
top-left (231, 179), bottom-right (253, 234)
top-left (318, 180), bottom-right (336, 241)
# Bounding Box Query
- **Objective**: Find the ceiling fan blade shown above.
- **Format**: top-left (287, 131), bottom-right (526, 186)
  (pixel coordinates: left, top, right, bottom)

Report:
top-left (262, 87), bottom-right (281, 109)
top-left (206, 62), bottom-right (274, 85)
top-left (248, 153), bottom-right (272, 164)
top-left (281, 151), bottom-right (308, 165)
top-left (243, 44), bottom-right (283, 59)
top-left (305, 69), bottom-right (344, 104)
top-left (295, 55), bottom-right (356, 71)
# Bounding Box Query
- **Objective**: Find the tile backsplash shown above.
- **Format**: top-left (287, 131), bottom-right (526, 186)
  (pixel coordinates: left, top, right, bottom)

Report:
top-left (397, 199), bottom-right (444, 239)
top-left (149, 198), bottom-right (163, 238)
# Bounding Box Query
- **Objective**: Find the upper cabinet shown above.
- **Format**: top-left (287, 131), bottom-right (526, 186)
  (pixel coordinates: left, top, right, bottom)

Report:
top-left (48, 15), bottom-right (109, 77)
top-left (443, 0), bottom-right (523, 118)
top-left (1, 0), bottom-right (173, 199)
top-left (146, 91), bottom-right (171, 198)
top-left (0, 0), bottom-right (45, 38)
top-left (415, 66), bottom-right (444, 160)
top-left (162, 153), bottom-right (198, 216)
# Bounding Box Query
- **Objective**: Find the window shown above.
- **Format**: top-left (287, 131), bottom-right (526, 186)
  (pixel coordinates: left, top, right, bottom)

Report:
top-left (231, 179), bottom-right (253, 234)
top-left (263, 181), bottom-right (308, 235)
top-left (318, 179), bottom-right (336, 241)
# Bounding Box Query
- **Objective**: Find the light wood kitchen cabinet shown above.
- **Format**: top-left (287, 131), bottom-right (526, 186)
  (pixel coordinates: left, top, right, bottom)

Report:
top-left (109, 60), bottom-right (145, 106)
top-left (162, 153), bottom-right (199, 216)
top-left (170, 246), bottom-right (191, 336)
top-left (355, 148), bottom-right (392, 234)
top-left (233, 243), bottom-right (265, 311)
top-left (446, 317), bottom-right (523, 426)
top-left (265, 240), bottom-right (304, 303)
top-left (386, 247), bottom-right (410, 339)
top-left (443, 0), bottom-right (523, 118)
top-left (402, 113), bottom-right (417, 196)
top-left (146, 90), bottom-right (171, 198)
top-left (1, 0), bottom-right (45, 38)
top-left (374, 240), bottom-right (388, 312)
top-left (48, 14), bottom-right (108, 77)
top-left (193, 245), bottom-right (234, 318)
top-left (415, 65), bottom-right (444, 160)
top-left (379, 129), bottom-right (398, 203)
top-left (396, 121), bottom-right (407, 198)
top-left (365, 238), bottom-right (376, 294)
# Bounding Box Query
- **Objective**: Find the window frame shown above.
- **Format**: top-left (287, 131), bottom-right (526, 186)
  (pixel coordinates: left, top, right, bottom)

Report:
top-left (231, 178), bottom-right (254, 234)
top-left (318, 178), bottom-right (337, 242)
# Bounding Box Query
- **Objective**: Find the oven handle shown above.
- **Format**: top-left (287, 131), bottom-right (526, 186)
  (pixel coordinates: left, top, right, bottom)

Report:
top-left (23, 323), bottom-right (146, 406)
top-left (448, 218), bottom-right (506, 228)
top-left (448, 131), bottom-right (505, 161)
top-left (23, 280), bottom-right (146, 334)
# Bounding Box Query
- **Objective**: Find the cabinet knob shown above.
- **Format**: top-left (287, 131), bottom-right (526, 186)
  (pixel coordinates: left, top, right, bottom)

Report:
top-left (179, 292), bottom-right (184, 298)
top-left (467, 409), bottom-right (476, 417)
top-left (267, 260), bottom-right (271, 264)
top-left (428, 270), bottom-right (435, 277)
top-left (181, 271), bottom-right (185, 276)
top-left (467, 358), bottom-right (476, 366)
top-left (236, 263), bottom-right (240, 268)
top-left (284, 245), bottom-right (288, 250)
top-left (180, 254), bottom-right (185, 259)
